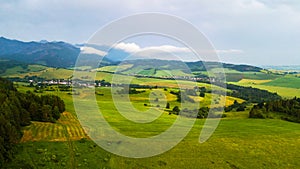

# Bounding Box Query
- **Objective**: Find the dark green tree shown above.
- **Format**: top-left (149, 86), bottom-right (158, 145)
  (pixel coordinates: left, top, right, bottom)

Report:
top-left (172, 106), bottom-right (180, 115)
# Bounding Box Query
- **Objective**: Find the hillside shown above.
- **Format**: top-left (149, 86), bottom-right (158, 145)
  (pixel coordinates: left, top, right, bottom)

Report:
top-left (0, 37), bottom-right (266, 73)
top-left (0, 37), bottom-right (80, 68)
top-left (0, 78), bottom-right (65, 167)
top-left (96, 59), bottom-right (263, 79)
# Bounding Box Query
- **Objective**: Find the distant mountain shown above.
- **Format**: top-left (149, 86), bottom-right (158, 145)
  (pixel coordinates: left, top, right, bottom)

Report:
top-left (0, 37), bottom-right (81, 68)
top-left (0, 37), bottom-right (263, 72)
top-left (261, 65), bottom-right (300, 71)
top-left (0, 37), bottom-right (115, 68)
top-left (186, 61), bottom-right (263, 72)
top-left (83, 44), bottom-right (130, 61)
top-left (95, 59), bottom-right (263, 79)
top-left (114, 59), bottom-right (262, 73)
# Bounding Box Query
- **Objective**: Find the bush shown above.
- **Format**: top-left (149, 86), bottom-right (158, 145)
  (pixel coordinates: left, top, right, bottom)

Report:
top-left (172, 106), bottom-right (180, 115)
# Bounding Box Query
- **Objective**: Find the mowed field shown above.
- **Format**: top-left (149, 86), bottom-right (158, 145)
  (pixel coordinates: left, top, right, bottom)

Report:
top-left (20, 111), bottom-right (86, 142)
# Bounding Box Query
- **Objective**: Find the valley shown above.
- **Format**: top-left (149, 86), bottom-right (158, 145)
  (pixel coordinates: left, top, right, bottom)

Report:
top-left (1, 58), bottom-right (300, 168)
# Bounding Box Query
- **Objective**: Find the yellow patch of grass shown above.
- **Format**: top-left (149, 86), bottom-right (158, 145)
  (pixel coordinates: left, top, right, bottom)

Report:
top-left (20, 112), bottom-right (87, 142)
top-left (238, 79), bottom-right (272, 85)
top-left (225, 96), bottom-right (245, 106)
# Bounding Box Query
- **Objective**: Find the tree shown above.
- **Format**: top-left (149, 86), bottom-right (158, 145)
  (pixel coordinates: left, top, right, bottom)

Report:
top-left (198, 107), bottom-right (209, 118)
top-left (52, 106), bottom-right (61, 120)
top-left (236, 106), bottom-right (245, 112)
top-left (233, 100), bottom-right (238, 105)
top-left (41, 105), bottom-right (52, 122)
top-left (20, 109), bottom-right (31, 126)
top-left (166, 102), bottom-right (170, 109)
top-left (172, 106), bottom-right (180, 115)
top-left (0, 77), bottom-right (67, 166)
top-left (29, 102), bottom-right (39, 121)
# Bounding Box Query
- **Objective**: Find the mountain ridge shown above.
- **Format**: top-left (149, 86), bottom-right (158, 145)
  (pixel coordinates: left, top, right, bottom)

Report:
top-left (0, 37), bottom-right (263, 72)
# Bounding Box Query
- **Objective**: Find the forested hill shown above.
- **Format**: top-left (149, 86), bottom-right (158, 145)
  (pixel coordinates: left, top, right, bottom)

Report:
top-left (0, 37), bottom-right (80, 68)
top-left (0, 78), bottom-right (65, 167)
top-left (0, 37), bottom-right (264, 71)
top-left (186, 61), bottom-right (263, 72)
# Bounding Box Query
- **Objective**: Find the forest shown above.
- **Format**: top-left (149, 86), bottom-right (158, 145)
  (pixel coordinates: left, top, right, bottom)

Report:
top-left (249, 97), bottom-right (300, 123)
top-left (226, 83), bottom-right (281, 103)
top-left (0, 78), bottom-right (65, 167)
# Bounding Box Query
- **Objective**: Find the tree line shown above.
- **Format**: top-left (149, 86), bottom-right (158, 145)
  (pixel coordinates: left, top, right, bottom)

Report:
top-left (171, 106), bottom-right (226, 119)
top-left (0, 77), bottom-right (65, 167)
top-left (226, 84), bottom-right (281, 103)
top-left (249, 97), bottom-right (300, 123)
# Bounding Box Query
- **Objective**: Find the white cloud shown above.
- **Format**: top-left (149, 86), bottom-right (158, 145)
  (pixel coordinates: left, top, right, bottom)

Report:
top-left (114, 42), bottom-right (141, 53)
top-left (144, 45), bottom-right (190, 53)
top-left (114, 42), bottom-right (190, 54)
top-left (80, 46), bottom-right (107, 56)
top-left (1, 0), bottom-right (300, 65)
top-left (216, 49), bottom-right (244, 54)
top-left (112, 42), bottom-right (243, 61)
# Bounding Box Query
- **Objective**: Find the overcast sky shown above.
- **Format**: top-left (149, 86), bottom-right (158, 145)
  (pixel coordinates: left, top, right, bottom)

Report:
top-left (1, 0), bottom-right (300, 66)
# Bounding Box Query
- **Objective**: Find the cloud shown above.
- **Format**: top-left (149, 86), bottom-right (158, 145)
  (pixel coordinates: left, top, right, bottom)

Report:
top-left (114, 42), bottom-right (190, 53)
top-left (112, 42), bottom-right (243, 61)
top-left (80, 46), bottom-right (107, 56)
top-left (114, 42), bottom-right (141, 53)
top-left (216, 49), bottom-right (244, 54)
top-left (1, 0), bottom-right (300, 65)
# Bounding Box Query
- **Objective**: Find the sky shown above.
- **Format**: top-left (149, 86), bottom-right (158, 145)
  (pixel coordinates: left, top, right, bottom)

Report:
top-left (0, 0), bottom-right (300, 66)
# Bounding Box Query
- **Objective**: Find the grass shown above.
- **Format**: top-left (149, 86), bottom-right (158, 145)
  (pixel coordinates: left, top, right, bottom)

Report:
top-left (237, 79), bottom-right (272, 85)
top-left (7, 118), bottom-right (300, 169)
top-left (5, 67), bottom-right (73, 79)
top-left (20, 106), bottom-right (86, 142)
top-left (262, 75), bottom-right (300, 89)
top-left (251, 85), bottom-right (300, 98)
top-left (4, 69), bottom-right (300, 168)
top-left (232, 79), bottom-right (300, 98)
top-left (155, 69), bottom-right (192, 77)
top-left (96, 64), bottom-right (133, 72)
top-left (0, 64), bottom-right (47, 76)
top-left (227, 72), bottom-right (280, 82)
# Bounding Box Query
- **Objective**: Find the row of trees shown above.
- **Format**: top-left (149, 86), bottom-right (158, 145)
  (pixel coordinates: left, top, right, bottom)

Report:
top-left (225, 100), bottom-right (247, 112)
top-left (226, 84), bottom-right (281, 103)
top-left (171, 106), bottom-right (225, 119)
top-left (0, 78), bottom-right (65, 167)
top-left (170, 90), bottom-right (196, 103)
top-left (249, 97), bottom-right (300, 123)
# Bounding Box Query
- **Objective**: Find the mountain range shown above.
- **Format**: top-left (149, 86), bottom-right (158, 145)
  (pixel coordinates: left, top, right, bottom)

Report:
top-left (0, 37), bottom-right (262, 72)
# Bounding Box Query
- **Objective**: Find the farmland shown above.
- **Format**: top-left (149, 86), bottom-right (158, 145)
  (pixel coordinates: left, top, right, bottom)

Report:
top-left (7, 117), bottom-right (300, 169)
top-left (2, 76), bottom-right (299, 168)
top-left (2, 62), bottom-right (300, 169)
top-left (232, 77), bottom-right (300, 98)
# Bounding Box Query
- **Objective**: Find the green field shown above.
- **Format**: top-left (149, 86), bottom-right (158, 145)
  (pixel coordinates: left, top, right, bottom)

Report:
top-left (2, 64), bottom-right (300, 168)
top-left (0, 64), bottom-right (48, 76)
top-left (3, 81), bottom-right (300, 169)
top-left (232, 78), bottom-right (300, 98)
top-left (262, 76), bottom-right (300, 89)
top-left (7, 118), bottom-right (300, 168)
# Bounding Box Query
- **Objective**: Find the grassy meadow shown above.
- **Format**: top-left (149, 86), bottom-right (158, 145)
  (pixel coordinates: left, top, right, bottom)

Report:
top-left (2, 65), bottom-right (300, 168)
top-left (4, 77), bottom-right (300, 169)
top-left (232, 77), bottom-right (300, 98)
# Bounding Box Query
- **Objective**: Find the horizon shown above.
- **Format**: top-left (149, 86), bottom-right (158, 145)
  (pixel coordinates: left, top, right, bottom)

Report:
top-left (2, 35), bottom-right (300, 68)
